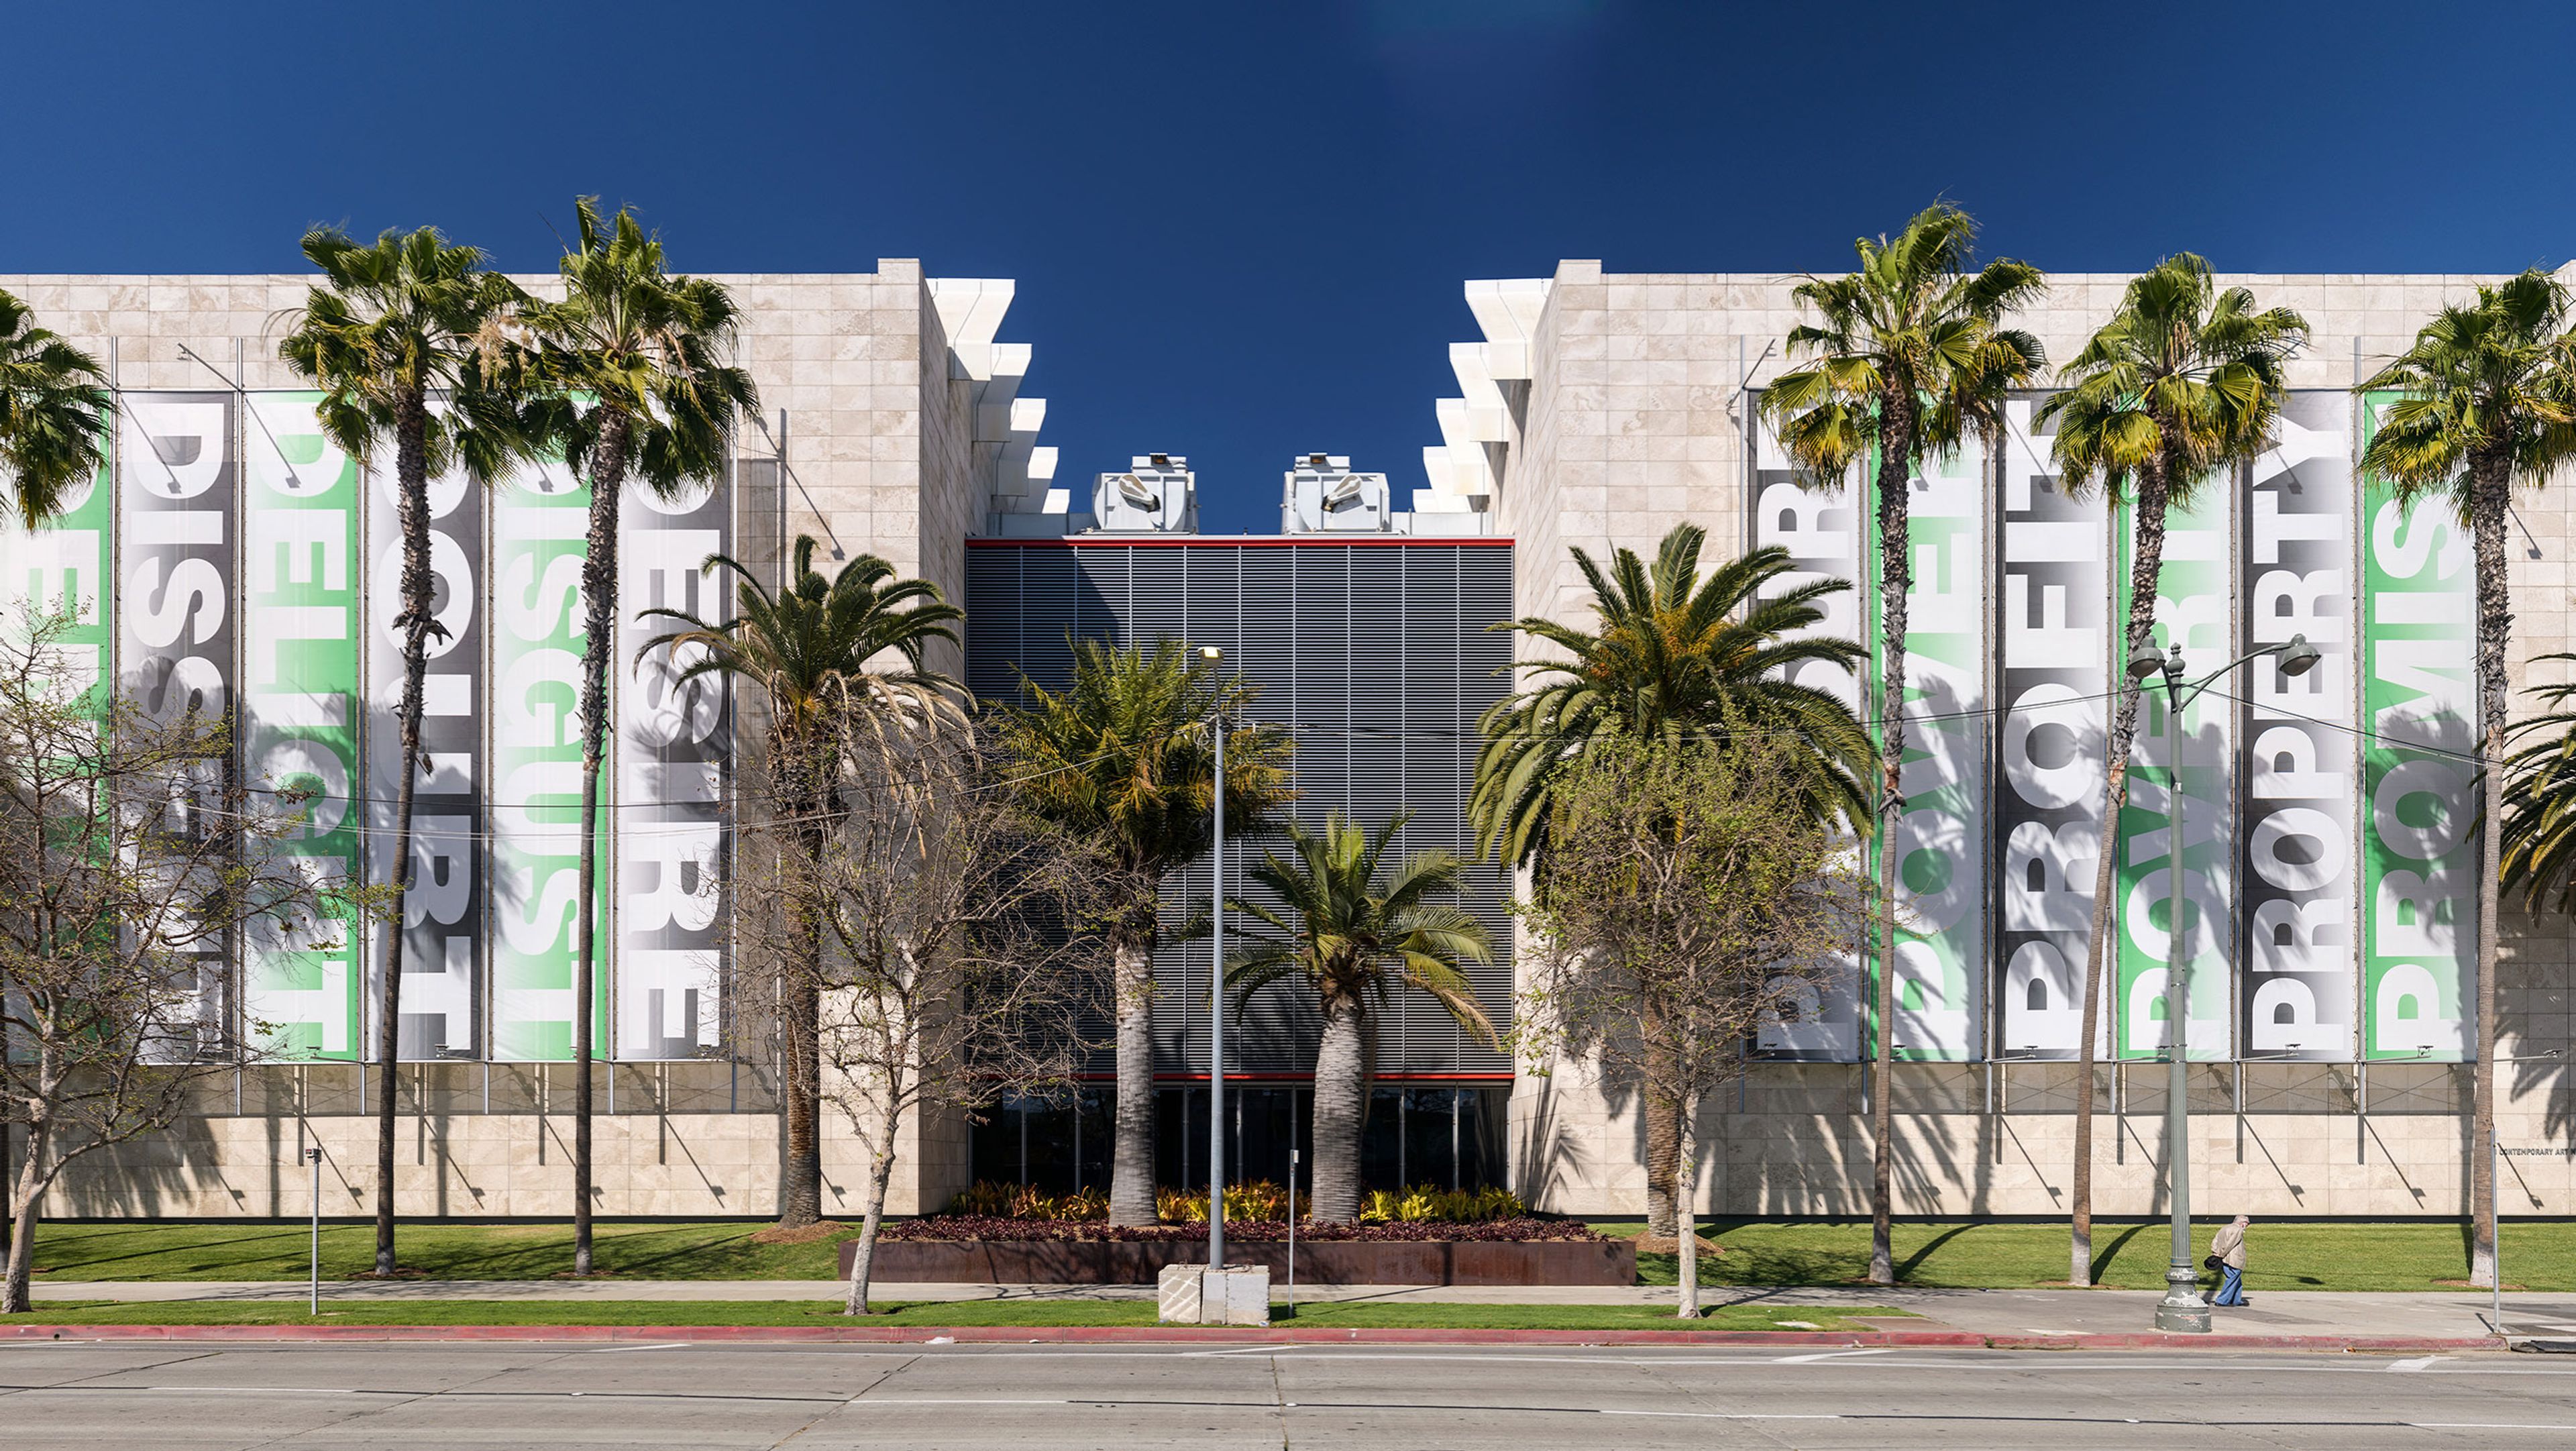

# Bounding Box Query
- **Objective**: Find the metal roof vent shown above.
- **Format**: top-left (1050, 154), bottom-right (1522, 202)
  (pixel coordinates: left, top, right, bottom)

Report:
top-left (1092, 454), bottom-right (1197, 533)
top-left (1283, 453), bottom-right (1394, 533)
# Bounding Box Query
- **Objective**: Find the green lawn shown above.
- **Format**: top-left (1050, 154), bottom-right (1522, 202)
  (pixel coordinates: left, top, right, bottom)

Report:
top-left (18, 1221), bottom-right (848, 1282)
top-left (1607, 1218), bottom-right (2576, 1293)
top-left (21, 1217), bottom-right (2573, 1293)
top-left (17, 1298), bottom-right (1890, 1333)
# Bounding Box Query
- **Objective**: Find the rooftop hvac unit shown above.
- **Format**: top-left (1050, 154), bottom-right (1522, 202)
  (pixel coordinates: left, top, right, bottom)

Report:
top-left (1282, 453), bottom-right (1394, 533)
top-left (1091, 454), bottom-right (1197, 533)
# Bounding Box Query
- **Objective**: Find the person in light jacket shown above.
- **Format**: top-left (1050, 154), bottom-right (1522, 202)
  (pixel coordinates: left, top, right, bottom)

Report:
top-left (2208, 1214), bottom-right (2249, 1306)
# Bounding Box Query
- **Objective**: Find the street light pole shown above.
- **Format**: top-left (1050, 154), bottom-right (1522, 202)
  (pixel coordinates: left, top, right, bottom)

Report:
top-left (1201, 647), bottom-right (1226, 1276)
top-left (2128, 633), bottom-right (2317, 1336)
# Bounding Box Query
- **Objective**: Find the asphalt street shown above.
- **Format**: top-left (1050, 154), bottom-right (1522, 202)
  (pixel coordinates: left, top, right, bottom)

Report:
top-left (2, 1340), bottom-right (2573, 1449)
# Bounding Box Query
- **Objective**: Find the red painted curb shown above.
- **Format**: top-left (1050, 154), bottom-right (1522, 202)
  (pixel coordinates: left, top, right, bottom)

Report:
top-left (0, 1323), bottom-right (2506, 1352)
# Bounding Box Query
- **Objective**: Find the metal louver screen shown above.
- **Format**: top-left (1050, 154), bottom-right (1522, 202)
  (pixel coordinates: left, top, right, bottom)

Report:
top-left (965, 539), bottom-right (1516, 1079)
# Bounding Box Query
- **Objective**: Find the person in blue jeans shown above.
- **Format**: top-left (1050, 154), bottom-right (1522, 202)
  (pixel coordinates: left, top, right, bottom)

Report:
top-left (2208, 1214), bottom-right (2249, 1306)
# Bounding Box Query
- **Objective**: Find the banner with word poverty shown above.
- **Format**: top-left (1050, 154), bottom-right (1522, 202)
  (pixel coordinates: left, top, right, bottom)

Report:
top-left (1749, 388), bottom-right (2470, 1063)
top-left (0, 390), bottom-right (735, 1063)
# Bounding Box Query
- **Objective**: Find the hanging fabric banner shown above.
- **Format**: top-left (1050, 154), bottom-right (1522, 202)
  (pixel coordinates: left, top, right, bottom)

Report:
top-left (490, 458), bottom-right (603, 1061)
top-left (613, 474), bottom-right (730, 1059)
top-left (241, 393), bottom-right (362, 1061)
top-left (2239, 391), bottom-right (2358, 1059)
top-left (2358, 392), bottom-right (2475, 1059)
top-left (1996, 394), bottom-right (2108, 1059)
top-left (0, 431), bottom-right (114, 704)
top-left (117, 392), bottom-right (237, 1059)
top-left (1872, 436), bottom-right (1986, 1060)
top-left (2113, 478), bottom-right (2234, 1061)
top-left (1748, 407), bottom-right (1863, 1060)
top-left (363, 423), bottom-right (486, 1059)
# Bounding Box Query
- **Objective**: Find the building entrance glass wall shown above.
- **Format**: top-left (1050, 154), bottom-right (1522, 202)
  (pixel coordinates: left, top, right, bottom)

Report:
top-left (965, 1085), bottom-right (1510, 1199)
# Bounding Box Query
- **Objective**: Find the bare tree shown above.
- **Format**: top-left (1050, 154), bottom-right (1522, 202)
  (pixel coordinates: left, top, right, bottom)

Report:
top-left (1, 619), bottom-right (343, 1313)
top-left (1516, 729), bottom-right (1868, 1318)
top-left (745, 737), bottom-right (1108, 1315)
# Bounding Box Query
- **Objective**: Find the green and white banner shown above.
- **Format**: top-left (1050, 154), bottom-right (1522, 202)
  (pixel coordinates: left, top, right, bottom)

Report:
top-left (490, 459), bottom-right (605, 1061)
top-left (1869, 437), bottom-right (1986, 1061)
top-left (0, 429), bottom-right (114, 704)
top-left (2114, 480), bottom-right (2233, 1061)
top-left (240, 393), bottom-right (363, 1059)
top-left (2359, 392), bottom-right (2476, 1059)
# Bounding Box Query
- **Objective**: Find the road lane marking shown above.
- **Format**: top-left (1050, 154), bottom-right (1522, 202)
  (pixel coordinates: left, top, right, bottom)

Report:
top-left (2387, 1356), bottom-right (2439, 1372)
top-left (582, 1343), bottom-right (692, 1353)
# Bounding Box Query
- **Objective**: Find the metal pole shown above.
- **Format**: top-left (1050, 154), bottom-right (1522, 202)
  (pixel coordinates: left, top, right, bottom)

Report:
top-left (308, 1147), bottom-right (323, 1315)
top-left (2155, 657), bottom-right (2212, 1334)
top-left (1285, 1146), bottom-right (1299, 1318)
top-left (2493, 1131), bottom-right (2504, 1338)
top-left (1204, 651), bottom-right (1226, 1275)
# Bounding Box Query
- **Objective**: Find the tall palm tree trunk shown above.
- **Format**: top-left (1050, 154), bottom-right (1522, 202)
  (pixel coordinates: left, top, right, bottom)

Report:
top-left (1866, 414), bottom-right (1915, 1288)
top-left (2070, 458), bottom-right (2171, 1286)
top-left (1108, 918), bottom-right (1159, 1226)
top-left (374, 392), bottom-right (435, 1279)
top-left (775, 774), bottom-right (828, 1228)
top-left (570, 428), bottom-right (629, 1275)
top-left (2468, 453), bottom-right (2511, 1288)
top-left (1310, 988), bottom-right (1368, 1224)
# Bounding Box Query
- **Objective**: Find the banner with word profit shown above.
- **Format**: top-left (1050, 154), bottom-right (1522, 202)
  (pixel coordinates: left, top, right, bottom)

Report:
top-left (490, 460), bottom-right (604, 1061)
top-left (364, 434), bottom-right (488, 1059)
top-left (118, 392), bottom-right (237, 1057)
top-left (1996, 395), bottom-right (2108, 1059)
top-left (1745, 411), bottom-right (1864, 1058)
top-left (614, 476), bottom-right (732, 1059)
top-left (2114, 478), bottom-right (2233, 1061)
top-left (2359, 393), bottom-right (2476, 1059)
top-left (2239, 391), bottom-right (2357, 1060)
top-left (241, 393), bottom-right (362, 1061)
top-left (1870, 437), bottom-right (1986, 1061)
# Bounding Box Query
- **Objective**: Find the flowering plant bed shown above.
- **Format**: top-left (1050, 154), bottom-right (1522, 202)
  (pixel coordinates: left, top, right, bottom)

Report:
top-left (846, 1218), bottom-right (1631, 1287)
top-left (881, 1216), bottom-right (1602, 1244)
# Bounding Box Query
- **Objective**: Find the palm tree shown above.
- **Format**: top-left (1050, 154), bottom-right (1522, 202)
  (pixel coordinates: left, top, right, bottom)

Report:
top-left (991, 638), bottom-right (1293, 1225)
top-left (1471, 525), bottom-right (1871, 1237)
top-left (2360, 270), bottom-right (2576, 1289)
top-left (278, 227), bottom-right (527, 1277)
top-left (1225, 814), bottom-right (1495, 1224)
top-left (0, 289), bottom-right (110, 528)
top-left (519, 198), bottom-right (757, 1275)
top-left (643, 535), bottom-right (964, 1227)
top-left (1758, 203), bottom-right (2045, 1285)
top-left (2043, 254), bottom-right (2307, 1287)
top-left (2504, 655), bottom-right (2576, 914)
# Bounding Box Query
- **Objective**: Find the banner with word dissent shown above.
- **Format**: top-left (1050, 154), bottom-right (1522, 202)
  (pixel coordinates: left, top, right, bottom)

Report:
top-left (2237, 391), bottom-right (2358, 1060)
top-left (363, 421), bottom-right (487, 1059)
top-left (2113, 477), bottom-right (2233, 1061)
top-left (1865, 436), bottom-right (1986, 1061)
top-left (240, 393), bottom-right (362, 1060)
top-left (1747, 409), bottom-right (1863, 1060)
top-left (1996, 394), bottom-right (2109, 1059)
top-left (613, 474), bottom-right (731, 1059)
top-left (117, 392), bottom-right (237, 1058)
top-left (490, 458), bottom-right (605, 1060)
top-left (2359, 392), bottom-right (2477, 1059)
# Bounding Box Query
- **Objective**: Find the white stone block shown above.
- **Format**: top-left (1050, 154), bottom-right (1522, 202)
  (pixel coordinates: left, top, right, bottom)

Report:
top-left (1156, 1263), bottom-right (1204, 1325)
top-left (1205, 1266), bottom-right (1271, 1326)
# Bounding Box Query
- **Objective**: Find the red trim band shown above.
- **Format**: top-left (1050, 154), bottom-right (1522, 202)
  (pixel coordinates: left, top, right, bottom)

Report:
top-left (968, 536), bottom-right (1511, 549)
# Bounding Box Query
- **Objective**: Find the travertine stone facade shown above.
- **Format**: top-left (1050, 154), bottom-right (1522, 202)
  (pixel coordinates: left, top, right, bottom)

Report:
top-left (1444, 260), bottom-right (2576, 1216)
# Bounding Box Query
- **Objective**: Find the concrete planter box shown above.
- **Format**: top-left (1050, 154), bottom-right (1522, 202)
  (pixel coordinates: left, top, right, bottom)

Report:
top-left (841, 1236), bottom-right (1634, 1287)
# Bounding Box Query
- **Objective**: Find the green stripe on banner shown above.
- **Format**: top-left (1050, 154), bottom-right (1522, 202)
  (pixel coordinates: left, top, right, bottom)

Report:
top-left (241, 393), bottom-right (364, 1059)
top-left (2359, 392), bottom-right (2475, 1061)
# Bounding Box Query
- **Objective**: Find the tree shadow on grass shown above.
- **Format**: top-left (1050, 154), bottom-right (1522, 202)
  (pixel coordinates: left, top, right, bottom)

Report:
top-left (2088, 1220), bottom-right (2157, 1285)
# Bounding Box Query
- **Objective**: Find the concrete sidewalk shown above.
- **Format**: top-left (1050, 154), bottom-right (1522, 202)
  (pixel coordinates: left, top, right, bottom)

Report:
top-left (28, 1277), bottom-right (2576, 1341)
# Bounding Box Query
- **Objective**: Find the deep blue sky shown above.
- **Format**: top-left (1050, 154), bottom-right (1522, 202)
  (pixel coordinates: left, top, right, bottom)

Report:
top-left (12, 1), bottom-right (2575, 533)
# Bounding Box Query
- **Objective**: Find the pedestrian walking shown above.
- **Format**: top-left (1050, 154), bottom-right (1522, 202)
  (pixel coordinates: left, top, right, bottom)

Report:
top-left (2207, 1214), bottom-right (2249, 1307)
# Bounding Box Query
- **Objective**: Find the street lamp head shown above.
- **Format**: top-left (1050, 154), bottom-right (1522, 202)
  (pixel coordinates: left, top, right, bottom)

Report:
top-left (2275, 633), bottom-right (2320, 678)
top-left (2126, 645), bottom-right (2169, 681)
top-left (1198, 647), bottom-right (1222, 661)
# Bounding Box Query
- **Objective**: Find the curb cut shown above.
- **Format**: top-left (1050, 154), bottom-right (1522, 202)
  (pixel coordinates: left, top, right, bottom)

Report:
top-left (0, 1323), bottom-right (2510, 1352)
